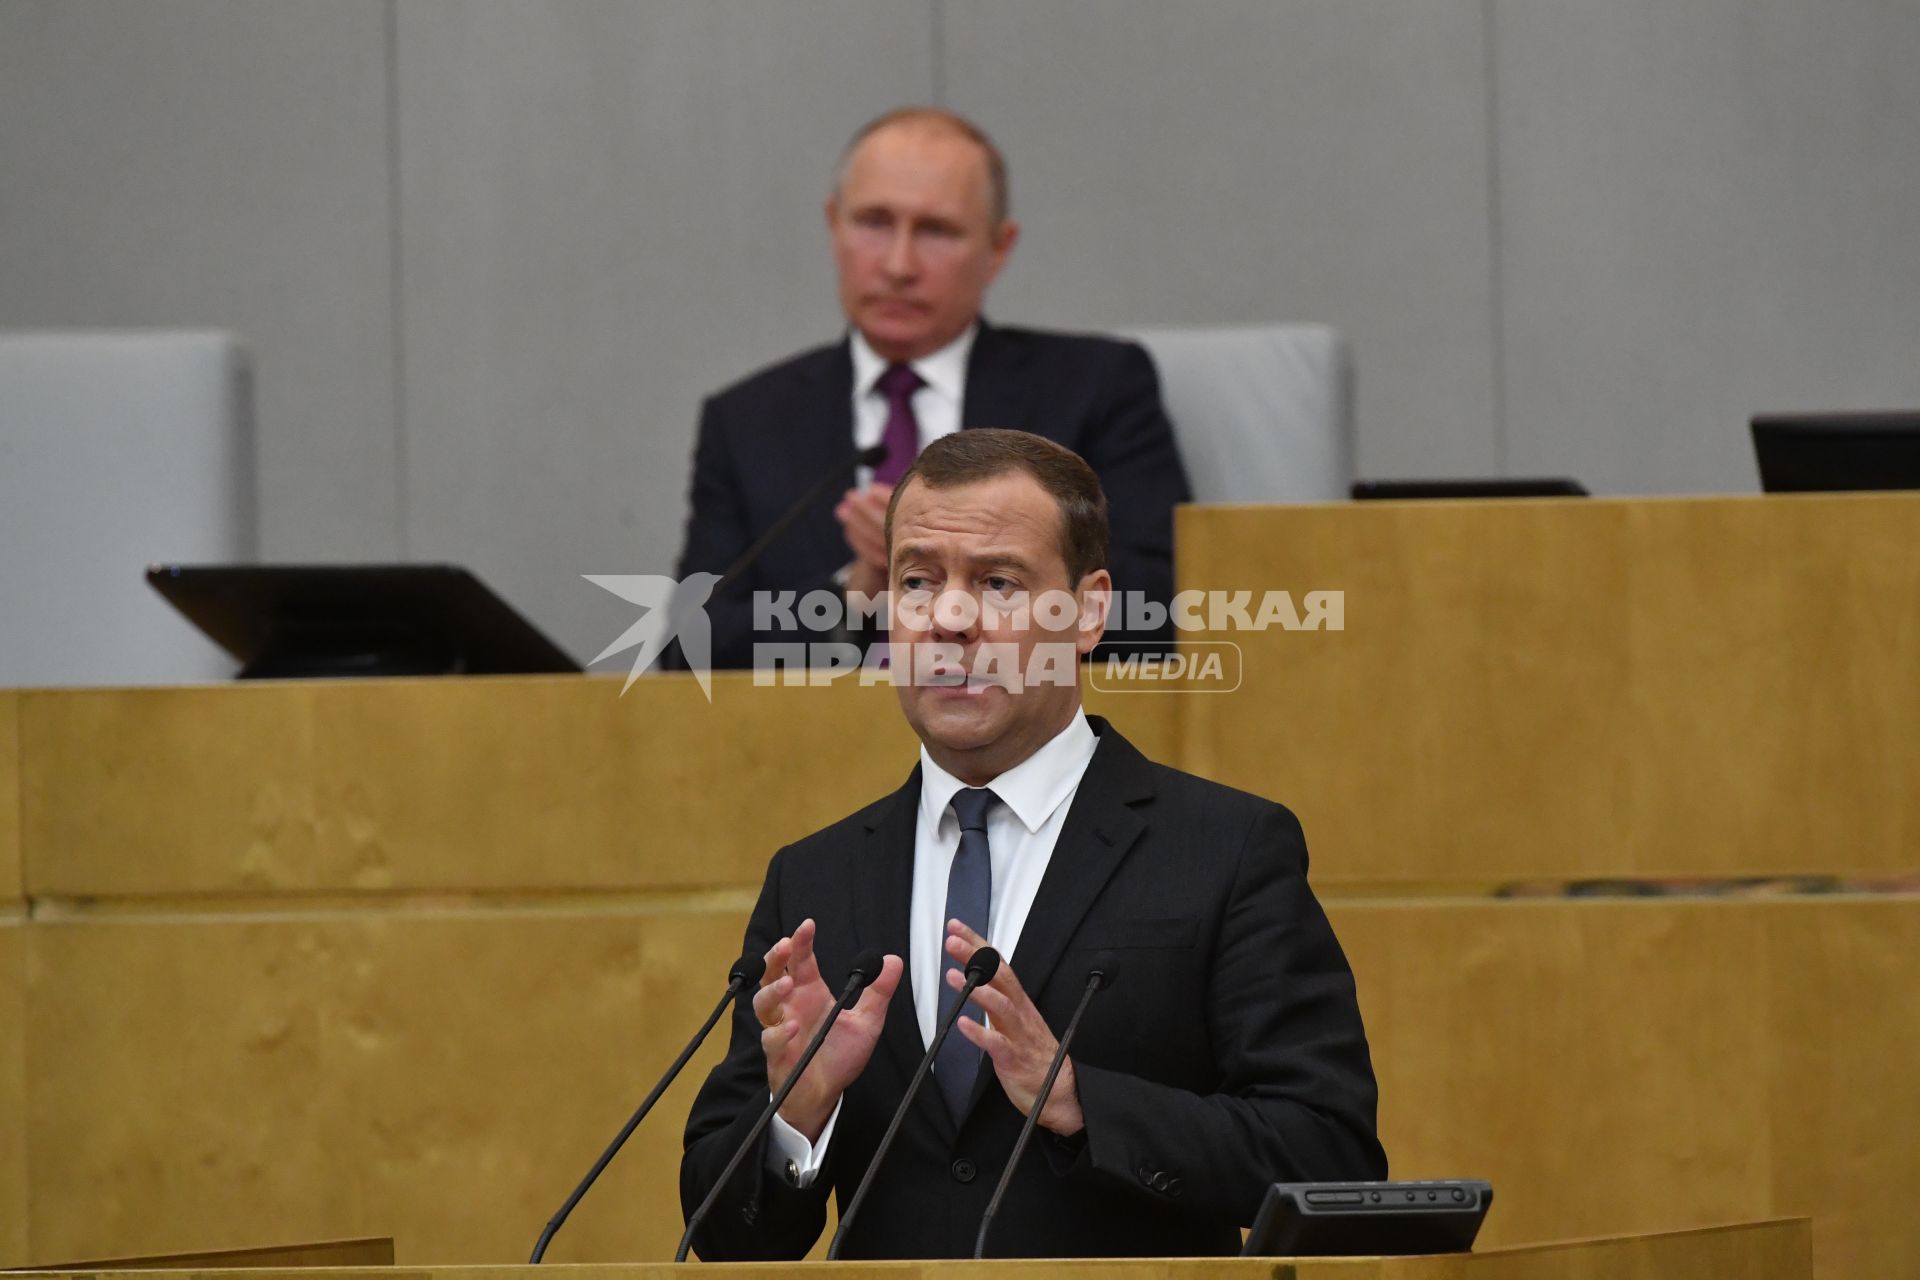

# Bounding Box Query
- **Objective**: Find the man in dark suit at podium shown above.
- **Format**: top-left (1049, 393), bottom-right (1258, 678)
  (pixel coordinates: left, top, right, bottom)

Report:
top-left (672, 107), bottom-right (1190, 668)
top-left (680, 430), bottom-right (1385, 1259)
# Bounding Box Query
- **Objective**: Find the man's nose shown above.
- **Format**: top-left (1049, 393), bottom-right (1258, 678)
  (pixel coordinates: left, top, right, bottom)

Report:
top-left (882, 227), bottom-right (919, 281)
top-left (930, 588), bottom-right (981, 641)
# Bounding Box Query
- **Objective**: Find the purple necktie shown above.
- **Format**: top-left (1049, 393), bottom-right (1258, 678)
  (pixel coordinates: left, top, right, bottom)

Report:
top-left (871, 363), bottom-right (924, 487)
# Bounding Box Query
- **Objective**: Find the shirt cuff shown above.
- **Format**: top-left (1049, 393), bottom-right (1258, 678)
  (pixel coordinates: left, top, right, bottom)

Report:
top-left (764, 1095), bottom-right (843, 1189)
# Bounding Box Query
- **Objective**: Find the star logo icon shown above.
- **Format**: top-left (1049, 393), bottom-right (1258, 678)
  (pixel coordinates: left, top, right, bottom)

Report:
top-left (583, 571), bottom-right (722, 697)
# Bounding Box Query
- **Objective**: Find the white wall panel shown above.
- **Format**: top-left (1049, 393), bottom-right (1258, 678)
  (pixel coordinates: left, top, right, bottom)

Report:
top-left (1494, 0), bottom-right (1920, 493)
top-left (941, 0), bottom-right (1500, 482)
top-left (0, 1), bottom-right (399, 558)
top-left (395, 0), bottom-right (936, 660)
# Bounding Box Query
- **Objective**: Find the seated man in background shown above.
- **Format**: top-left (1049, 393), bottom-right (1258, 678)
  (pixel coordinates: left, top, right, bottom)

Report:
top-left (680, 430), bottom-right (1383, 1259)
top-left (673, 106), bottom-right (1190, 669)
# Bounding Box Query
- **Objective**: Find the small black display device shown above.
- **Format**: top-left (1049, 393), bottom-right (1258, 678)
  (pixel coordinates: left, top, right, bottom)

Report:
top-left (1351, 478), bottom-right (1587, 500)
top-left (1241, 1179), bottom-right (1493, 1257)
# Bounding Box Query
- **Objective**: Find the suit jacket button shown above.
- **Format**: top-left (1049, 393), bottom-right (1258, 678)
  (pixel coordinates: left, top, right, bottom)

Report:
top-left (1138, 1165), bottom-right (1156, 1186)
top-left (740, 1204), bottom-right (757, 1225)
top-left (1150, 1171), bottom-right (1172, 1193)
top-left (952, 1158), bottom-right (977, 1183)
top-left (1167, 1177), bottom-right (1184, 1197)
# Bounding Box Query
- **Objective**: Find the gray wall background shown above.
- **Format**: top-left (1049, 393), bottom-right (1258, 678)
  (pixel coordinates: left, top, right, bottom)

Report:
top-left (4, 0), bottom-right (1918, 663)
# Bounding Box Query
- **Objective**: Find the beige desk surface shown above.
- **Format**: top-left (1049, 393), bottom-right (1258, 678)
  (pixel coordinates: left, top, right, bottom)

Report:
top-left (1, 1219), bottom-right (1814, 1280)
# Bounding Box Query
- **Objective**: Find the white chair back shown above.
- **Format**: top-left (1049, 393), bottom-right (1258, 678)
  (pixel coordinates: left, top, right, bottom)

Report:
top-left (1123, 323), bottom-right (1353, 503)
top-left (0, 330), bottom-right (255, 687)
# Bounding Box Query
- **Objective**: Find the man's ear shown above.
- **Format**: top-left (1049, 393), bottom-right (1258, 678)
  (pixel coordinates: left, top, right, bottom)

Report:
top-left (987, 218), bottom-right (1020, 282)
top-left (1074, 568), bottom-right (1112, 657)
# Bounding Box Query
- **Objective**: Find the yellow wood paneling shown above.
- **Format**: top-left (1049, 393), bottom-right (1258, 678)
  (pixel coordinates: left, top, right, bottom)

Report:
top-left (18, 897), bottom-right (1902, 1278)
top-left (1, 692), bottom-right (21, 905)
top-left (1761, 900), bottom-right (1920, 1280)
top-left (18, 676), bottom-right (1174, 900)
top-left (18, 682), bottom-right (324, 896)
top-left (1083, 684), bottom-right (1179, 764)
top-left (1179, 494), bottom-right (1920, 885)
top-left (24, 905), bottom-right (747, 1264)
top-left (0, 922), bottom-right (28, 1267)
top-left (1329, 896), bottom-right (1920, 1280)
top-left (1337, 901), bottom-right (1770, 1248)
top-left (18, 495), bottom-right (1918, 897)
top-left (10, 494), bottom-right (1910, 1280)
top-left (18, 676), bottom-right (895, 897)
top-left (0, 1219), bottom-right (1818, 1279)
top-left (1425, 1219), bottom-right (1810, 1280)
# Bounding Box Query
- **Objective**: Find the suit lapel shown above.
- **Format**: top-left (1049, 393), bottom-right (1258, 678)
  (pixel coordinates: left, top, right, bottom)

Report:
top-left (854, 764), bottom-right (939, 1124)
top-left (783, 339), bottom-right (859, 565)
top-left (961, 718), bottom-right (1157, 1123)
top-left (960, 319), bottom-right (1033, 434)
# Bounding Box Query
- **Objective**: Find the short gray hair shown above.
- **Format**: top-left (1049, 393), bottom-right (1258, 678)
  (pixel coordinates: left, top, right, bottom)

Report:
top-left (832, 106), bottom-right (1010, 228)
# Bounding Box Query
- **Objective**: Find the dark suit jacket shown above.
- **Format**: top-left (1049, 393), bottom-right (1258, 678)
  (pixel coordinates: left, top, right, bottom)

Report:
top-left (673, 323), bottom-right (1192, 669)
top-left (679, 718), bottom-right (1386, 1260)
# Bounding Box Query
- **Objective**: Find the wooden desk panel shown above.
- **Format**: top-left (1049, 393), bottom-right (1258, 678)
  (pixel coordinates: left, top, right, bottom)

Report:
top-left (1760, 896), bottom-right (1920, 1280)
top-left (22, 904), bottom-right (747, 1265)
top-left (17, 679), bottom-right (1175, 901)
top-left (12, 494), bottom-right (1916, 898)
top-left (0, 1219), bottom-right (1820, 1280)
top-left (1332, 894), bottom-right (1919, 1280)
top-left (16, 897), bottom-right (1903, 1278)
top-left (19, 675), bottom-right (887, 896)
top-left (2, 692), bottom-right (21, 905)
top-left (0, 923), bottom-right (26, 1267)
top-left (1, 690), bottom-right (21, 1265)
top-left (1178, 495), bottom-right (1920, 886)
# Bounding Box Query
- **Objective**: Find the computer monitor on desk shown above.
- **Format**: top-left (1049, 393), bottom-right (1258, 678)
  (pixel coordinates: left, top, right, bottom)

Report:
top-left (146, 564), bottom-right (581, 679)
top-left (1752, 412), bottom-right (1920, 492)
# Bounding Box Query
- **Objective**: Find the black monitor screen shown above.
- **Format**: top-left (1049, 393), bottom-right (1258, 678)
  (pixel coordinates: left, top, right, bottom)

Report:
top-left (1752, 412), bottom-right (1920, 493)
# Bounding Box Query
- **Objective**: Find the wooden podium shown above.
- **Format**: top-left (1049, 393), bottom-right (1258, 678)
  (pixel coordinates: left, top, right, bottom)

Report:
top-left (0, 1222), bottom-right (1814, 1279)
top-left (1, 495), bottom-right (1912, 1278)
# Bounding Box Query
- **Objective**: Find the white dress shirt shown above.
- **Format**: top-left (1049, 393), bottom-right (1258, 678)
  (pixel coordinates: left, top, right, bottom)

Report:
top-left (767, 710), bottom-right (1101, 1185)
top-left (848, 325), bottom-right (976, 488)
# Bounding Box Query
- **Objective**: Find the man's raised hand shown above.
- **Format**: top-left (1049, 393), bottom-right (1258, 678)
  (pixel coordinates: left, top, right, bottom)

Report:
top-left (834, 484), bottom-right (893, 600)
top-left (944, 919), bottom-right (1085, 1136)
top-left (752, 917), bottom-right (902, 1141)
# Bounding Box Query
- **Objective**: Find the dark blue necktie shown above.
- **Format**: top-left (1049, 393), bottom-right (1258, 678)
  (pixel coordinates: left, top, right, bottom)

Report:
top-left (934, 786), bottom-right (996, 1119)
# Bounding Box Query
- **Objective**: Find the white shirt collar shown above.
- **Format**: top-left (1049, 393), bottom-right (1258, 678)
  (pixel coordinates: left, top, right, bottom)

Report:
top-left (850, 323), bottom-right (977, 406)
top-left (917, 709), bottom-right (1098, 836)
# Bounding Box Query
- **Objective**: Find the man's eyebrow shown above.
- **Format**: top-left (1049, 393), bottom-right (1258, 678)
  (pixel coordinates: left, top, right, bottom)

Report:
top-left (890, 544), bottom-right (1037, 574)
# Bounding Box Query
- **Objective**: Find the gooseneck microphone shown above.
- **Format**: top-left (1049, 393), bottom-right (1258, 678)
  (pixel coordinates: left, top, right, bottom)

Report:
top-left (676, 948), bottom-right (888, 1263)
top-left (529, 953), bottom-right (766, 1263)
top-left (713, 443), bottom-right (889, 598)
top-left (826, 946), bottom-right (1003, 1261)
top-left (661, 441), bottom-right (887, 672)
top-left (973, 956), bottom-right (1118, 1260)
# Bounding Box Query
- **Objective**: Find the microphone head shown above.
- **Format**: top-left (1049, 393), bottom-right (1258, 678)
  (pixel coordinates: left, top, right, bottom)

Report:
top-left (857, 442), bottom-right (889, 469)
top-left (964, 946), bottom-right (1003, 985)
top-left (846, 948), bottom-right (887, 992)
top-left (729, 953), bottom-right (766, 987)
top-left (1087, 952), bottom-right (1119, 992)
